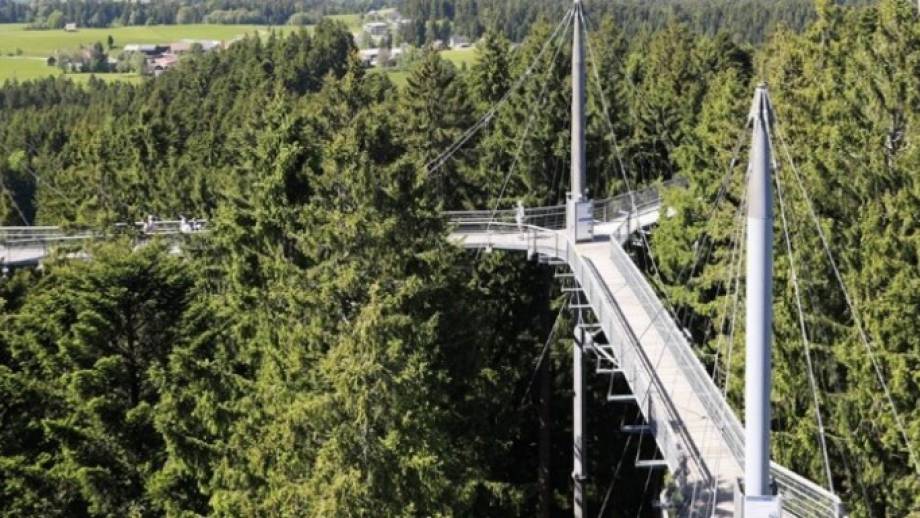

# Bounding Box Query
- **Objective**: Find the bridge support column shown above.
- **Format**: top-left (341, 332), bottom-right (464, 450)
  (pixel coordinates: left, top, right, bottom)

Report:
top-left (568, 0), bottom-right (593, 243)
top-left (743, 85), bottom-right (782, 516)
top-left (573, 324), bottom-right (587, 518)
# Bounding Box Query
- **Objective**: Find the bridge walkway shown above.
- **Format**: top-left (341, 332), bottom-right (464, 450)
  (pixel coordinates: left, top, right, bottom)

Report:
top-left (447, 184), bottom-right (843, 517)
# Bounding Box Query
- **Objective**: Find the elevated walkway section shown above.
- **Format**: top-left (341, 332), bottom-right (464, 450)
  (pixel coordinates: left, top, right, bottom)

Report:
top-left (447, 184), bottom-right (843, 517)
top-left (0, 220), bottom-right (204, 268)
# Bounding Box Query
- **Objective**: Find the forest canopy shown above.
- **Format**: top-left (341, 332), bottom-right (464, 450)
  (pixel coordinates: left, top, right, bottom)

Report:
top-left (1, 0), bottom-right (919, 516)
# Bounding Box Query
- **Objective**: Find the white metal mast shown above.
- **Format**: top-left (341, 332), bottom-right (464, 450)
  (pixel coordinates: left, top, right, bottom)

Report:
top-left (567, 0), bottom-right (592, 243)
top-left (743, 84), bottom-right (782, 516)
top-left (571, 2), bottom-right (588, 517)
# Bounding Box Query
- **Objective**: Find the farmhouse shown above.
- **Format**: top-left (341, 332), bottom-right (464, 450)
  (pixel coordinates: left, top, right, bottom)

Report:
top-left (363, 22), bottom-right (389, 38)
top-left (450, 36), bottom-right (471, 48)
top-left (358, 47), bottom-right (403, 67)
top-left (152, 54), bottom-right (179, 76)
top-left (123, 44), bottom-right (164, 55)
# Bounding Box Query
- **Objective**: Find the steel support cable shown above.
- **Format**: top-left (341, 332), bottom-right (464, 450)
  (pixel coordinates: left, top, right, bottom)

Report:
top-left (620, 139), bottom-right (747, 398)
top-left (772, 145), bottom-right (835, 492)
top-left (596, 395), bottom-right (645, 517)
top-left (709, 188), bottom-right (747, 389)
top-left (577, 9), bottom-right (679, 178)
top-left (0, 175), bottom-right (30, 225)
top-left (581, 2), bottom-right (751, 333)
top-left (425, 9), bottom-right (574, 175)
top-left (581, 0), bottom-right (751, 340)
top-left (720, 201), bottom-right (747, 399)
top-left (635, 459), bottom-right (656, 518)
top-left (629, 291), bottom-right (714, 518)
top-left (773, 119), bottom-right (920, 476)
top-left (581, 105), bottom-right (747, 517)
top-left (595, 98), bottom-right (748, 488)
top-left (696, 184), bottom-right (748, 515)
top-left (482, 12), bottom-right (573, 233)
top-left (712, 167), bottom-right (750, 397)
top-left (586, 253), bottom-right (714, 515)
top-left (801, 283), bottom-right (877, 517)
top-left (18, 140), bottom-right (73, 203)
top-left (518, 296), bottom-right (569, 408)
top-left (596, 433), bottom-right (635, 517)
top-left (720, 167), bottom-right (751, 400)
top-left (579, 6), bottom-right (661, 278)
top-left (619, 168), bottom-right (745, 518)
top-left (668, 125), bottom-right (751, 334)
top-left (473, 16), bottom-right (573, 264)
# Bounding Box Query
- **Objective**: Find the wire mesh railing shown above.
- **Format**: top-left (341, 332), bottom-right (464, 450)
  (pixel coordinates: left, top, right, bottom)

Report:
top-left (608, 241), bottom-right (844, 517)
top-left (1, 220), bottom-right (208, 266)
top-left (445, 177), bottom-right (684, 231)
top-left (580, 257), bottom-right (717, 515)
top-left (443, 206), bottom-right (567, 230)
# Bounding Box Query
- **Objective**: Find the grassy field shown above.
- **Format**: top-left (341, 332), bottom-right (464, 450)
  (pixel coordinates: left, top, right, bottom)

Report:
top-left (0, 23), bottom-right (291, 83)
top-left (0, 19), bottom-right (476, 86)
top-left (381, 69), bottom-right (409, 87)
top-left (0, 56), bottom-right (56, 81)
top-left (0, 23), bottom-right (286, 58)
top-left (441, 48), bottom-right (478, 69)
top-left (379, 47), bottom-right (478, 88)
top-left (326, 13), bottom-right (362, 33)
top-left (0, 56), bottom-right (141, 83)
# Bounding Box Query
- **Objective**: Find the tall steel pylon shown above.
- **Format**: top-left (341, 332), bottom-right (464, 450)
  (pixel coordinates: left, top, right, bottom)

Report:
top-left (570, 2), bottom-right (588, 517)
top-left (567, 0), bottom-right (592, 244)
top-left (743, 84), bottom-right (782, 516)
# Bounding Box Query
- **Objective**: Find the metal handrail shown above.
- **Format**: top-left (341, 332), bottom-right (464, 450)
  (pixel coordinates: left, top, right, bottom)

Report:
top-left (608, 242), bottom-right (844, 516)
top-left (447, 216), bottom-right (718, 514)
top-left (1, 220), bottom-right (209, 266)
top-left (581, 257), bottom-right (716, 515)
top-left (444, 178), bottom-right (683, 228)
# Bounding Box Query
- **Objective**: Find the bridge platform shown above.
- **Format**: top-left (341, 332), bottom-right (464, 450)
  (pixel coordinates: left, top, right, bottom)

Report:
top-left (447, 187), bottom-right (843, 517)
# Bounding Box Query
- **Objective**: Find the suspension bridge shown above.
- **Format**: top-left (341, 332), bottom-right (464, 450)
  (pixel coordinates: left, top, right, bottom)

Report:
top-left (4, 1), bottom-right (917, 516)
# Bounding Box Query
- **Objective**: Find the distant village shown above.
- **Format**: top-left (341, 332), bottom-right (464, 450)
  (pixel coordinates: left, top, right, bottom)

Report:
top-left (355, 9), bottom-right (473, 69)
top-left (122, 39), bottom-right (224, 76)
top-left (51, 34), bottom-right (227, 76)
top-left (50, 8), bottom-right (475, 79)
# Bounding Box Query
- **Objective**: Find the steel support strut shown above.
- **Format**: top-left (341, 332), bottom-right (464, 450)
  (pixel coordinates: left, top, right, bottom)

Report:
top-left (573, 318), bottom-right (587, 518)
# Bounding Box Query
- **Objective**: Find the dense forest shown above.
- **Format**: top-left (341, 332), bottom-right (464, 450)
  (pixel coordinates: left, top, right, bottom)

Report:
top-left (398, 0), bottom-right (875, 43)
top-left (1, 0), bottom-right (919, 516)
top-left (0, 0), bottom-right (388, 26)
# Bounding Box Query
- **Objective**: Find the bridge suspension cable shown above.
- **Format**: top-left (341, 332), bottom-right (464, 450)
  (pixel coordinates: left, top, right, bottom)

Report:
top-left (773, 118), bottom-right (920, 476)
top-left (580, 7), bottom-right (754, 512)
top-left (717, 178), bottom-right (748, 397)
top-left (771, 127), bottom-right (835, 492)
top-left (424, 8), bottom-right (575, 175)
top-left (476, 11), bottom-right (574, 254)
top-left (518, 297), bottom-right (569, 408)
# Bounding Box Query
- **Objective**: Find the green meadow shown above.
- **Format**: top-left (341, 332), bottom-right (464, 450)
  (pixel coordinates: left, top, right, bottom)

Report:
top-left (0, 23), bottom-right (290, 83)
top-left (440, 48), bottom-right (478, 68)
top-left (0, 23), bottom-right (288, 57)
top-left (380, 47), bottom-right (478, 87)
top-left (0, 19), bottom-right (478, 86)
top-left (326, 13), bottom-right (362, 32)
